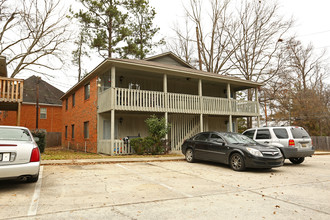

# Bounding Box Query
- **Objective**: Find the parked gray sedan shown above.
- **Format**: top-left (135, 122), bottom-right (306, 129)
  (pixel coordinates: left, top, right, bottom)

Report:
top-left (0, 126), bottom-right (40, 182)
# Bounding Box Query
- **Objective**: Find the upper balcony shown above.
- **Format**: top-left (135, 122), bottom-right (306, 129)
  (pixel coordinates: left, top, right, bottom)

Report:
top-left (98, 87), bottom-right (259, 116)
top-left (0, 77), bottom-right (24, 103)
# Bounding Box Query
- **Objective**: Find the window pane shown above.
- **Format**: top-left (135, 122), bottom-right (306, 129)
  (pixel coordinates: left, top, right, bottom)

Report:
top-left (65, 98), bottom-right (68, 110)
top-left (72, 93), bottom-right (75, 107)
top-left (273, 129), bottom-right (288, 139)
top-left (71, 124), bottom-right (75, 139)
top-left (65, 126), bottom-right (68, 139)
top-left (84, 121), bottom-right (89, 139)
top-left (256, 129), bottom-right (271, 139)
top-left (291, 127), bottom-right (310, 138)
top-left (84, 83), bottom-right (90, 100)
top-left (40, 108), bottom-right (47, 119)
top-left (194, 133), bottom-right (209, 141)
top-left (243, 130), bottom-right (255, 139)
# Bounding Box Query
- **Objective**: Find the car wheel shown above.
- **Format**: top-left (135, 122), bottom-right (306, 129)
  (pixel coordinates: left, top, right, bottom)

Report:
top-left (230, 153), bottom-right (246, 171)
top-left (185, 148), bottom-right (195, 163)
top-left (289, 157), bottom-right (305, 164)
top-left (27, 173), bottom-right (39, 183)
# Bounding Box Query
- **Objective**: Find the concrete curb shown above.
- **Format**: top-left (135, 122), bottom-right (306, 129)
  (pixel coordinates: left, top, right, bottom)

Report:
top-left (41, 156), bottom-right (185, 166)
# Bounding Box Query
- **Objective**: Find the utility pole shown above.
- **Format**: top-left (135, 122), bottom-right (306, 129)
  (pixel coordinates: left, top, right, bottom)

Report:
top-left (196, 26), bottom-right (202, 71)
top-left (35, 77), bottom-right (40, 130)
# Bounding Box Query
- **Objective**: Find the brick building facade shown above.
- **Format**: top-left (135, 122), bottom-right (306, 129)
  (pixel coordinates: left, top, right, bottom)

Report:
top-left (0, 76), bottom-right (64, 133)
top-left (62, 77), bottom-right (98, 152)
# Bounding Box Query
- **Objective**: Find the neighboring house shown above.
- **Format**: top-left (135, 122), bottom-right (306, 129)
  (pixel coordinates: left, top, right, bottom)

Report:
top-left (0, 75), bottom-right (64, 133)
top-left (0, 55), bottom-right (24, 125)
top-left (61, 52), bottom-right (262, 155)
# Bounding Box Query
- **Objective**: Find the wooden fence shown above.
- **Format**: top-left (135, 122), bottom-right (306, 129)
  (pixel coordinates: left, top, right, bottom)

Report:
top-left (312, 136), bottom-right (330, 151)
top-left (46, 132), bottom-right (62, 147)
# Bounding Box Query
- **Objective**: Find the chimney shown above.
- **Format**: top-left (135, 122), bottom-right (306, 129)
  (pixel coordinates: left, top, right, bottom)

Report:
top-left (0, 56), bottom-right (8, 77)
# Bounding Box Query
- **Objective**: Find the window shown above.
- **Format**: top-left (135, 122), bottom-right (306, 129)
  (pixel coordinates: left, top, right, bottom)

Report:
top-left (84, 121), bottom-right (89, 139)
top-left (291, 127), bottom-right (310, 138)
top-left (194, 133), bottom-right (209, 141)
top-left (71, 124), bottom-right (75, 139)
top-left (243, 130), bottom-right (255, 139)
top-left (273, 128), bottom-right (288, 139)
top-left (84, 83), bottom-right (90, 100)
top-left (40, 108), bottom-right (47, 119)
top-left (65, 126), bottom-right (68, 139)
top-left (72, 93), bottom-right (75, 107)
top-left (65, 98), bottom-right (68, 110)
top-left (256, 129), bottom-right (271, 139)
top-left (209, 134), bottom-right (224, 142)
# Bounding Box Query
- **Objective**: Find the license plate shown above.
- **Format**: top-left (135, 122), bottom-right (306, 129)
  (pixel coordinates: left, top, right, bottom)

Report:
top-left (302, 144), bottom-right (307, 147)
top-left (2, 153), bottom-right (10, 161)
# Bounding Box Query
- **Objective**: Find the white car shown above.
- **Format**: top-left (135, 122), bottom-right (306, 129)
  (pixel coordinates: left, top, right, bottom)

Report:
top-left (242, 126), bottom-right (315, 164)
top-left (0, 126), bottom-right (40, 182)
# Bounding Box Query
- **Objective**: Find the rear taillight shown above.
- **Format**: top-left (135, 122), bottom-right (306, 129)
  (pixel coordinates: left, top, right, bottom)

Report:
top-left (30, 147), bottom-right (40, 162)
top-left (289, 139), bottom-right (295, 146)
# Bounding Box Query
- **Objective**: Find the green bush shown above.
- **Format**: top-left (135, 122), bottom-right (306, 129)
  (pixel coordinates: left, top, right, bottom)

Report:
top-left (31, 130), bottom-right (46, 153)
top-left (131, 115), bottom-right (171, 155)
top-left (130, 137), bottom-right (145, 155)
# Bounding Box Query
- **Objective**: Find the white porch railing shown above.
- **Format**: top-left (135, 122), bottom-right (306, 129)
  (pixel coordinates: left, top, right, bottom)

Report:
top-left (98, 88), bottom-right (259, 116)
top-left (98, 139), bottom-right (134, 155)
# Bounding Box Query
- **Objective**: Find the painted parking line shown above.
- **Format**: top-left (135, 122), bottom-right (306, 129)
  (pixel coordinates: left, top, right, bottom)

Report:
top-left (27, 166), bottom-right (43, 216)
top-left (116, 163), bottom-right (193, 198)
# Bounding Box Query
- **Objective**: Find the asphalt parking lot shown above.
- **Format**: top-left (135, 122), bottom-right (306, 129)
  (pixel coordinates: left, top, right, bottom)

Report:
top-left (0, 155), bottom-right (329, 220)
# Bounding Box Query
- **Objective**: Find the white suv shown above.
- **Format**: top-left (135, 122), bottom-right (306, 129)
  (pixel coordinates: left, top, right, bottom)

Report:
top-left (242, 126), bottom-right (315, 164)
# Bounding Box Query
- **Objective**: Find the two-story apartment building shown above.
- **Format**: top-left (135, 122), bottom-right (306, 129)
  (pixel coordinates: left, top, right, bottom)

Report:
top-left (61, 52), bottom-right (262, 155)
top-left (0, 55), bottom-right (24, 125)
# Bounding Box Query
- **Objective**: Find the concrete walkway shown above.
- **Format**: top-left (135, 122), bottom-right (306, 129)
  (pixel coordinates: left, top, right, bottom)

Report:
top-left (41, 151), bottom-right (329, 166)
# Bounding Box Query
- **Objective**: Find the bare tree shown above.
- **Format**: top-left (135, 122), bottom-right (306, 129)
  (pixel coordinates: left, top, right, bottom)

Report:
top-left (169, 0), bottom-right (236, 73)
top-left (167, 17), bottom-right (196, 64)
top-left (0, 0), bottom-right (71, 78)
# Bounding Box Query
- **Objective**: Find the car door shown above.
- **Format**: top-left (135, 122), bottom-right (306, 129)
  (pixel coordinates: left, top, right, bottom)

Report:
top-left (192, 133), bottom-right (210, 160)
top-left (207, 133), bottom-right (228, 163)
top-left (255, 129), bottom-right (272, 145)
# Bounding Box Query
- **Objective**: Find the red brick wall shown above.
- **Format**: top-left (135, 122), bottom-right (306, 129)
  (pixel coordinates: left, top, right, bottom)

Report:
top-left (62, 77), bottom-right (98, 153)
top-left (0, 104), bottom-right (62, 132)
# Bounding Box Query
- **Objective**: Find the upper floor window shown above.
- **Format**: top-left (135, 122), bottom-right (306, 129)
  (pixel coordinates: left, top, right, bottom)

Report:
top-left (40, 108), bottom-right (47, 119)
top-left (65, 98), bottom-right (68, 110)
top-left (84, 83), bottom-right (90, 100)
top-left (72, 93), bottom-right (75, 107)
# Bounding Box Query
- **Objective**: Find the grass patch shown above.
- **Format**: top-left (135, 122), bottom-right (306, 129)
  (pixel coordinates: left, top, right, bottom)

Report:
top-left (41, 147), bottom-right (181, 160)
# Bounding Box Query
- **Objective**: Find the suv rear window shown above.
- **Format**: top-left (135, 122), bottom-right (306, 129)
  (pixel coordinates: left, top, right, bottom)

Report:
top-left (273, 128), bottom-right (288, 139)
top-left (256, 129), bottom-right (271, 139)
top-left (291, 127), bottom-right (310, 138)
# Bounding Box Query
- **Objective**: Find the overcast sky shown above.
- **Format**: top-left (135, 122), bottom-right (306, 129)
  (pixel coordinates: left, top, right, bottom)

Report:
top-left (18, 0), bottom-right (330, 92)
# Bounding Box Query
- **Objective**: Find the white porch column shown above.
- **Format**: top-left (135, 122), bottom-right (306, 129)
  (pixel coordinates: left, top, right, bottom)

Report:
top-left (255, 87), bottom-right (260, 127)
top-left (110, 66), bottom-right (116, 155)
top-left (227, 83), bottom-right (233, 132)
top-left (163, 74), bottom-right (168, 140)
top-left (199, 79), bottom-right (203, 132)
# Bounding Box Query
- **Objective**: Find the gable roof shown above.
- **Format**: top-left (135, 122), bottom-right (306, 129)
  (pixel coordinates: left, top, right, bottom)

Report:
top-left (23, 75), bottom-right (64, 105)
top-left (145, 51), bottom-right (195, 69)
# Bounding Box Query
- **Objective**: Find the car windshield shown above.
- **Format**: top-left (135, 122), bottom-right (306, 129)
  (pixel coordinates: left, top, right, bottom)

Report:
top-left (0, 128), bottom-right (32, 141)
top-left (222, 133), bottom-right (256, 144)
